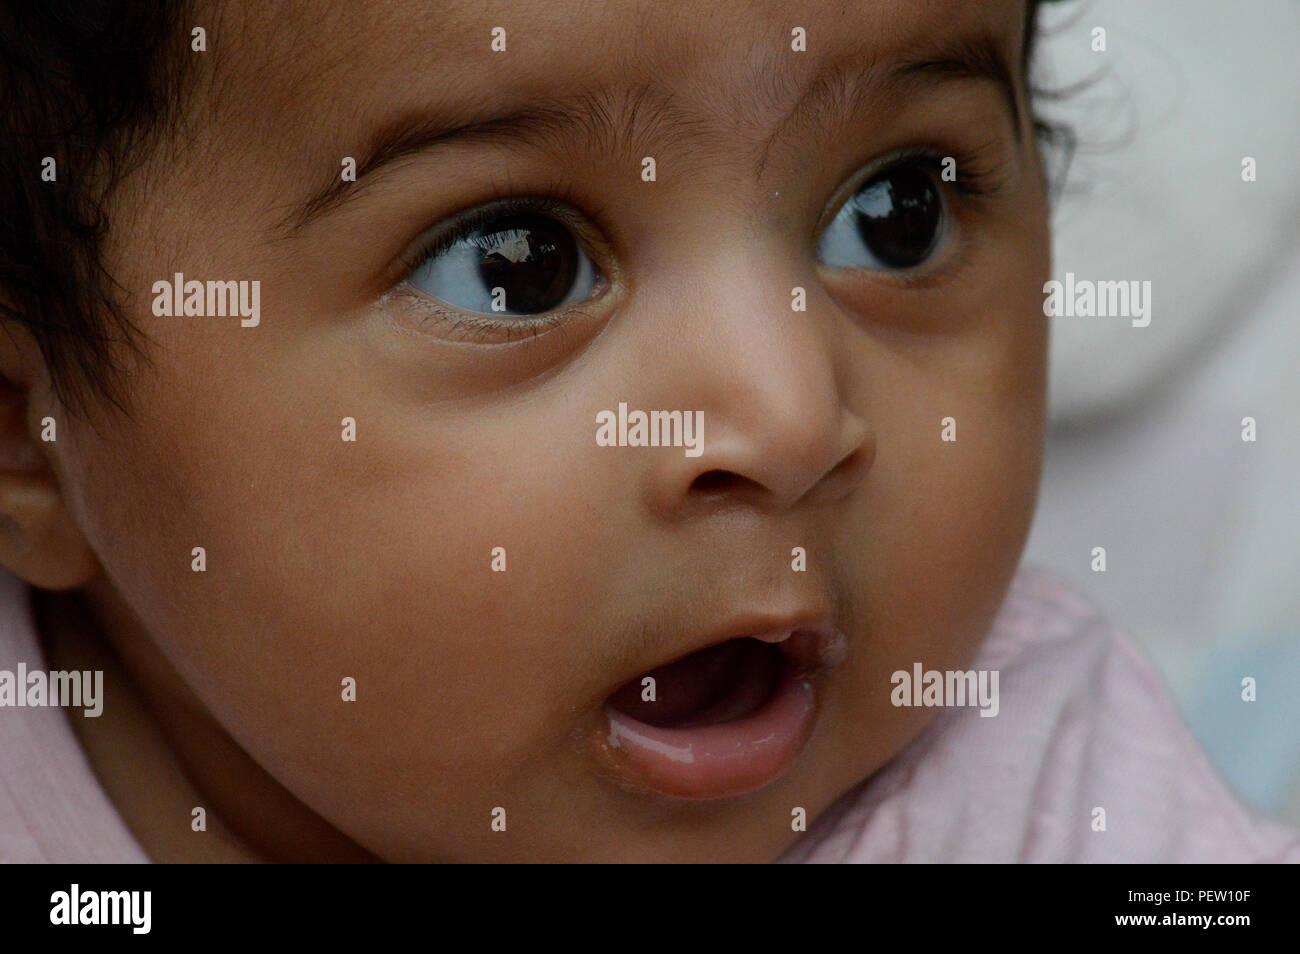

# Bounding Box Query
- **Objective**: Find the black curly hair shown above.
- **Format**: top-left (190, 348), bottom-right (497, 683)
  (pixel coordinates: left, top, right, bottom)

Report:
top-left (0, 0), bottom-right (1067, 419)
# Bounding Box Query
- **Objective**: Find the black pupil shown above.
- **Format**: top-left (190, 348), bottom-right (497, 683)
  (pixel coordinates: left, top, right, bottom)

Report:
top-left (850, 165), bottom-right (941, 269)
top-left (468, 212), bottom-right (578, 314)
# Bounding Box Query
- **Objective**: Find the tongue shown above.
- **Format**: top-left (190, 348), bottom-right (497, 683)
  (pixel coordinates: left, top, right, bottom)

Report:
top-left (607, 638), bottom-right (782, 728)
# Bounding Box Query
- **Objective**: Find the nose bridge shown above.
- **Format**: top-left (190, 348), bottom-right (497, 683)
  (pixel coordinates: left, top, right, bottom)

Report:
top-left (661, 242), bottom-right (839, 431)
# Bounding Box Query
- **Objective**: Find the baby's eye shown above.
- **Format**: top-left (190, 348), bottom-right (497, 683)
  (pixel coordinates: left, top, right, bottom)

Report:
top-left (816, 161), bottom-right (946, 272)
top-left (406, 200), bottom-right (605, 317)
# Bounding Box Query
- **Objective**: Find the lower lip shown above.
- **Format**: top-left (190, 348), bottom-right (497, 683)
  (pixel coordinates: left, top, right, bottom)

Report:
top-left (599, 662), bottom-right (820, 800)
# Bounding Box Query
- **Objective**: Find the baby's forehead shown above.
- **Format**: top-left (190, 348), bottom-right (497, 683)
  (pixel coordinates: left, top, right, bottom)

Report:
top-left (124, 0), bottom-right (1031, 271)
top-left (168, 0), bottom-right (1032, 233)
top-left (193, 0), bottom-right (1030, 138)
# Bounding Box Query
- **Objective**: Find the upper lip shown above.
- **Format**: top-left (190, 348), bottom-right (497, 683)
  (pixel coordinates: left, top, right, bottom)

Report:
top-left (609, 607), bottom-right (847, 696)
top-left (737, 617), bottom-right (847, 673)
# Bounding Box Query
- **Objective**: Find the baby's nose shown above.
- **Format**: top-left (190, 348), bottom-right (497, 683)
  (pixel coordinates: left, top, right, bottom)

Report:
top-left (634, 244), bottom-right (875, 515)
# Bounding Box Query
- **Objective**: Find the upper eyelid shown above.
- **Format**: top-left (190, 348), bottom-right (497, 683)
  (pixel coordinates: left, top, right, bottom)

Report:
top-left (399, 195), bottom-right (587, 274)
top-left (840, 144), bottom-right (1003, 197)
top-left (395, 196), bottom-right (612, 332)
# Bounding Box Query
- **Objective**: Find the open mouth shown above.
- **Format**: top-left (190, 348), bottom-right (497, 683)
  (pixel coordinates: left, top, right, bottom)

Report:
top-left (606, 636), bottom-right (787, 729)
top-left (597, 626), bottom-right (845, 800)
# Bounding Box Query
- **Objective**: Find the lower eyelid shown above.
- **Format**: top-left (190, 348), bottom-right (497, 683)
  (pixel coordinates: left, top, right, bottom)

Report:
top-left (390, 274), bottom-right (609, 345)
top-left (840, 218), bottom-right (973, 291)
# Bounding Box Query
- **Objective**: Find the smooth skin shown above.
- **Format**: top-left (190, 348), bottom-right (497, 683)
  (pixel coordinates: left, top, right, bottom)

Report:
top-left (0, 0), bottom-right (1049, 862)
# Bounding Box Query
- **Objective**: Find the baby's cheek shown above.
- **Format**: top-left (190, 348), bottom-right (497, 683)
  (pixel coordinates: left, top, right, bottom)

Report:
top-left (61, 328), bottom-right (635, 854)
top-left (824, 318), bottom-right (1044, 769)
top-left (908, 351), bottom-right (1042, 636)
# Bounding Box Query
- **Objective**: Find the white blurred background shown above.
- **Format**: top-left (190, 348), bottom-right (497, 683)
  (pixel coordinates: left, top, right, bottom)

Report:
top-left (1025, 0), bottom-right (1300, 823)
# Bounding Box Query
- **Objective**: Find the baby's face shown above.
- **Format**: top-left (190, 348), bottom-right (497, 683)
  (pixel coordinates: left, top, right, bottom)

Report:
top-left (46, 0), bottom-right (1047, 861)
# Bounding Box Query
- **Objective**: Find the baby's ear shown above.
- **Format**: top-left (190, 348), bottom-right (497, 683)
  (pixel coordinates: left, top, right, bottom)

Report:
top-left (0, 328), bottom-right (101, 590)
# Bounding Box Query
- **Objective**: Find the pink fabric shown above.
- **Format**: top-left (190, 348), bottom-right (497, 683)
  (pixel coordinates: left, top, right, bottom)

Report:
top-left (1, 564), bottom-right (1295, 863)
top-left (779, 565), bottom-right (1300, 863)
top-left (0, 569), bottom-right (147, 862)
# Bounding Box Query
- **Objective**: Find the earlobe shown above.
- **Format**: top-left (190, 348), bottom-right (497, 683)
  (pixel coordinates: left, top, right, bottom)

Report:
top-left (0, 335), bottom-right (101, 590)
top-left (0, 472), bottom-right (101, 589)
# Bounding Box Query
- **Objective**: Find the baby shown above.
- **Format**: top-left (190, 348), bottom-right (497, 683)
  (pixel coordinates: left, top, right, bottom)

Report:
top-left (0, 0), bottom-right (1296, 863)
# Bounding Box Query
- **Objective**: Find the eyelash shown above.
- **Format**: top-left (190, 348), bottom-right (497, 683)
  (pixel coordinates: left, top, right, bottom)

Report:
top-left (395, 141), bottom-right (1011, 340)
top-left (861, 142), bottom-right (1010, 200)
top-left (400, 182), bottom-right (600, 273)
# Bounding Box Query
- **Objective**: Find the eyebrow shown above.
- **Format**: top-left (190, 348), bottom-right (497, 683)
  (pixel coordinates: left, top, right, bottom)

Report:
top-left (283, 31), bottom-right (1025, 234)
